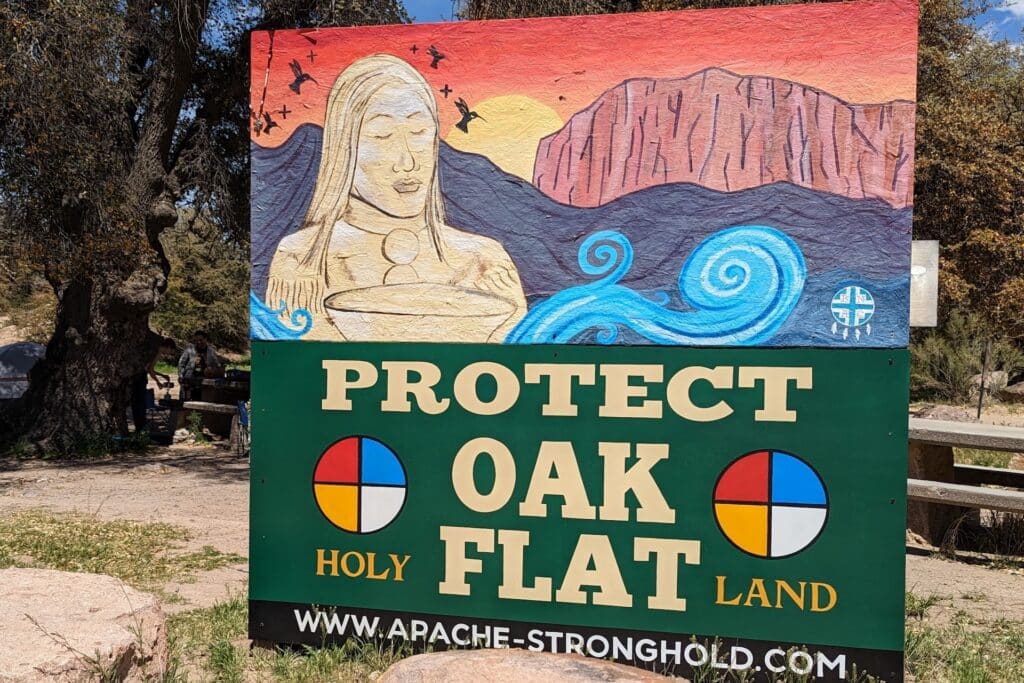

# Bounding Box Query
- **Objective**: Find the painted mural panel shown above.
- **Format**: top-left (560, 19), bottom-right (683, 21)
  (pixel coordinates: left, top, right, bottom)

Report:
top-left (250, 0), bottom-right (918, 347)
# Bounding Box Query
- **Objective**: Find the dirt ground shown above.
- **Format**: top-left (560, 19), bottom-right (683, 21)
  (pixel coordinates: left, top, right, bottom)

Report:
top-left (0, 317), bottom-right (20, 346)
top-left (0, 445), bottom-right (248, 613)
top-left (976, 403), bottom-right (1024, 429)
top-left (906, 550), bottom-right (1024, 625)
top-left (914, 400), bottom-right (1024, 430)
top-left (1, 445), bottom-right (1023, 627)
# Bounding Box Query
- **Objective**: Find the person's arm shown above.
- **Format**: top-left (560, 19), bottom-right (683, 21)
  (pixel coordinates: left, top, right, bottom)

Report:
top-left (148, 365), bottom-right (171, 386)
top-left (177, 348), bottom-right (190, 381)
top-left (205, 348), bottom-right (225, 378)
top-left (268, 227), bottom-right (326, 316)
top-left (487, 261), bottom-right (527, 342)
top-left (146, 356), bottom-right (165, 384)
top-left (467, 241), bottom-right (527, 343)
top-left (266, 226), bottom-right (348, 341)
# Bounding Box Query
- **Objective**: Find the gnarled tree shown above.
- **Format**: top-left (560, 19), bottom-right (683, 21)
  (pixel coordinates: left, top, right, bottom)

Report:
top-left (0, 0), bottom-right (407, 452)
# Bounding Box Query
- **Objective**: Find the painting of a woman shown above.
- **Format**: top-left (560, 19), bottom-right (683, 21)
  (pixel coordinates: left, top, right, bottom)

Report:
top-left (267, 54), bottom-right (526, 342)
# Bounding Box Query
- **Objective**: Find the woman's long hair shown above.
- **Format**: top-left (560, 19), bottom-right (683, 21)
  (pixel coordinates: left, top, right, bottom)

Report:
top-left (299, 54), bottom-right (447, 284)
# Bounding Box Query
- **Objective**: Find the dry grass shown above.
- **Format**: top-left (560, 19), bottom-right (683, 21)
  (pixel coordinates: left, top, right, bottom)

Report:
top-left (954, 448), bottom-right (1015, 469)
top-left (168, 597), bottom-right (411, 682)
top-left (0, 509), bottom-right (245, 592)
top-left (905, 593), bottom-right (1024, 682)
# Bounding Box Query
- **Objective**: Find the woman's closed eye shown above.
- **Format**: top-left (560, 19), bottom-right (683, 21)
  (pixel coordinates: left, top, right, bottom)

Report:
top-left (371, 133), bottom-right (393, 140)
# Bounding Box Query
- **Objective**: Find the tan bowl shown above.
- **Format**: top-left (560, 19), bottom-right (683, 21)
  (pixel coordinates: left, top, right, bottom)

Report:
top-left (324, 283), bottom-right (516, 342)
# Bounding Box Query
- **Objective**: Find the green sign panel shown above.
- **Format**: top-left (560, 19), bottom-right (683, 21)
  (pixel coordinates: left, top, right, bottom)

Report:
top-left (250, 342), bottom-right (907, 680)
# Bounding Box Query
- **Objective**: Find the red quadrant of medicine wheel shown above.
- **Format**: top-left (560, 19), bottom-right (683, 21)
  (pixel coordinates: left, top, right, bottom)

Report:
top-left (714, 451), bottom-right (770, 503)
top-left (313, 437), bottom-right (359, 484)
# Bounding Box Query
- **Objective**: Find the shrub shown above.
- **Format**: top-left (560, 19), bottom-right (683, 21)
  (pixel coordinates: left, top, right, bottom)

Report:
top-left (910, 311), bottom-right (1023, 403)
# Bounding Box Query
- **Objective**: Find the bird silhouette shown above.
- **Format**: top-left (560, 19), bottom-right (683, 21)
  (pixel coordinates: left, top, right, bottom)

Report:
top-left (288, 59), bottom-right (317, 94)
top-left (427, 45), bottom-right (445, 69)
top-left (454, 98), bottom-right (485, 133)
top-left (262, 112), bottom-right (280, 134)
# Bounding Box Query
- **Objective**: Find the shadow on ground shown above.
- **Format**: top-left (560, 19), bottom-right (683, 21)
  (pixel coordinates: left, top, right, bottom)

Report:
top-left (0, 445), bottom-right (249, 484)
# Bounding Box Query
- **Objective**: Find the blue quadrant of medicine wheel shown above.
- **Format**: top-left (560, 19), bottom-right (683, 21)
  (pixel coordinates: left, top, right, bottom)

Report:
top-left (360, 438), bottom-right (406, 486)
top-left (770, 452), bottom-right (826, 506)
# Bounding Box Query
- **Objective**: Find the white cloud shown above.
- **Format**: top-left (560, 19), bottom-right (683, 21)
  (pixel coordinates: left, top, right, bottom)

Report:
top-left (996, 0), bottom-right (1024, 19)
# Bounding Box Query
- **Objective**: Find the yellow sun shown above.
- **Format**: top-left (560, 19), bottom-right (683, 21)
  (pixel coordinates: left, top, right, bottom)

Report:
top-left (445, 95), bottom-right (564, 181)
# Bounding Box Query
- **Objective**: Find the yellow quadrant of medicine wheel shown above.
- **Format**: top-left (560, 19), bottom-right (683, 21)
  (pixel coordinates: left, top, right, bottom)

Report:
top-left (314, 483), bottom-right (359, 532)
top-left (715, 503), bottom-right (769, 557)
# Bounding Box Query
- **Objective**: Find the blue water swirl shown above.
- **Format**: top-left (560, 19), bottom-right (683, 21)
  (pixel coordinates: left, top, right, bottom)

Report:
top-left (506, 226), bottom-right (806, 345)
top-left (250, 290), bottom-right (313, 340)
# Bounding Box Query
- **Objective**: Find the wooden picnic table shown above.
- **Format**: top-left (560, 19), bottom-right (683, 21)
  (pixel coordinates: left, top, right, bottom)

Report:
top-left (910, 417), bottom-right (1024, 452)
top-left (180, 376), bottom-right (250, 438)
top-left (196, 378), bottom-right (250, 392)
top-left (194, 377), bottom-right (249, 406)
top-left (907, 417), bottom-right (1024, 544)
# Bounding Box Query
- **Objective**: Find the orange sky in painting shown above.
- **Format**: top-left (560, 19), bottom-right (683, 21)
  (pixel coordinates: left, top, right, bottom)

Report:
top-left (250, 0), bottom-right (918, 148)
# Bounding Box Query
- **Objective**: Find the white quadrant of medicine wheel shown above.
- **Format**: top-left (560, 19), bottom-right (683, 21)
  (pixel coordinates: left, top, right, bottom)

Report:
top-left (770, 505), bottom-right (827, 557)
top-left (360, 486), bottom-right (406, 533)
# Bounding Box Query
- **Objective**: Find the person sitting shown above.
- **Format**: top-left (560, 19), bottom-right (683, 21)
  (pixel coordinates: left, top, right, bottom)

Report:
top-left (177, 330), bottom-right (223, 401)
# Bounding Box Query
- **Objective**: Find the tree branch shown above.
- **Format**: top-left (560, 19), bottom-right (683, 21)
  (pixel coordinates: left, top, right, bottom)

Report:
top-left (127, 0), bottom-right (210, 244)
top-left (130, 0), bottom-right (210, 182)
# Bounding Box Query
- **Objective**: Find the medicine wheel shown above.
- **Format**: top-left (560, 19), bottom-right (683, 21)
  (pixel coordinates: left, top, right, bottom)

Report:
top-left (313, 436), bottom-right (408, 534)
top-left (713, 450), bottom-right (828, 559)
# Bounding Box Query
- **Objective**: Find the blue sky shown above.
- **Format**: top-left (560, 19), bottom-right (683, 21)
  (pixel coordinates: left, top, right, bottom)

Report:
top-left (404, 0), bottom-right (457, 23)
top-left (978, 1), bottom-right (1024, 43)
top-left (403, 0), bottom-right (1022, 43)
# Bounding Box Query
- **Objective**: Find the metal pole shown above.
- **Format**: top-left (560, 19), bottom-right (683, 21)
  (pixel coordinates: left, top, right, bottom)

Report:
top-left (977, 339), bottom-right (991, 420)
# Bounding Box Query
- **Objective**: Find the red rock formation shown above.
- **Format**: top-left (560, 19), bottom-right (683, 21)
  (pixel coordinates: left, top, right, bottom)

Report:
top-left (533, 68), bottom-right (915, 208)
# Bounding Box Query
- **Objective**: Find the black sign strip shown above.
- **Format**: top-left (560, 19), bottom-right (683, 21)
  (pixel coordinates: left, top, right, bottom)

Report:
top-left (249, 599), bottom-right (903, 682)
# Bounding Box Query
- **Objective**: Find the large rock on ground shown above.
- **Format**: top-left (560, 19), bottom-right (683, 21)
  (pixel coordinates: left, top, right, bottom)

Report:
top-left (0, 568), bottom-right (167, 682)
top-left (970, 371), bottom-right (1009, 399)
top-left (378, 649), bottom-right (680, 682)
top-left (998, 382), bottom-right (1024, 404)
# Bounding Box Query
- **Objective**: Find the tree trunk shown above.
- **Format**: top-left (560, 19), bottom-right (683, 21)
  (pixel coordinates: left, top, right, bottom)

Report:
top-left (0, 0), bottom-right (208, 453)
top-left (7, 268), bottom-right (165, 451)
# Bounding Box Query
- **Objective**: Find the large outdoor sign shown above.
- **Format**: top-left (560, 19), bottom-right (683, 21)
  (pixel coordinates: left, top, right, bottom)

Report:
top-left (249, 2), bottom-right (917, 680)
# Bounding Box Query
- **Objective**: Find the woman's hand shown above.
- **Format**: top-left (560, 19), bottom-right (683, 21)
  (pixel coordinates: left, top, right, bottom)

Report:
top-left (455, 259), bottom-right (522, 303)
top-left (478, 264), bottom-right (522, 301)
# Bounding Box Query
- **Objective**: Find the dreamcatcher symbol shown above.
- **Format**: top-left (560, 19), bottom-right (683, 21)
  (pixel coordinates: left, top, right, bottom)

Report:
top-left (830, 285), bottom-right (874, 340)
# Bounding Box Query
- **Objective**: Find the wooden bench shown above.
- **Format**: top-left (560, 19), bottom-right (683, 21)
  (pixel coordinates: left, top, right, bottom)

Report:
top-left (182, 400), bottom-right (237, 437)
top-left (910, 418), bottom-right (1024, 451)
top-left (182, 400), bottom-right (237, 415)
top-left (907, 417), bottom-right (1024, 544)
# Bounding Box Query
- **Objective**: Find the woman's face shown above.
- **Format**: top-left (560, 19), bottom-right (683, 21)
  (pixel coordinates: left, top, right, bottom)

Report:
top-left (352, 85), bottom-right (437, 218)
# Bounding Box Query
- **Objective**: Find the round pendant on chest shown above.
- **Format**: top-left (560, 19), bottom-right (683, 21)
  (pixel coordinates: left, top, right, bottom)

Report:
top-left (382, 228), bottom-right (420, 265)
